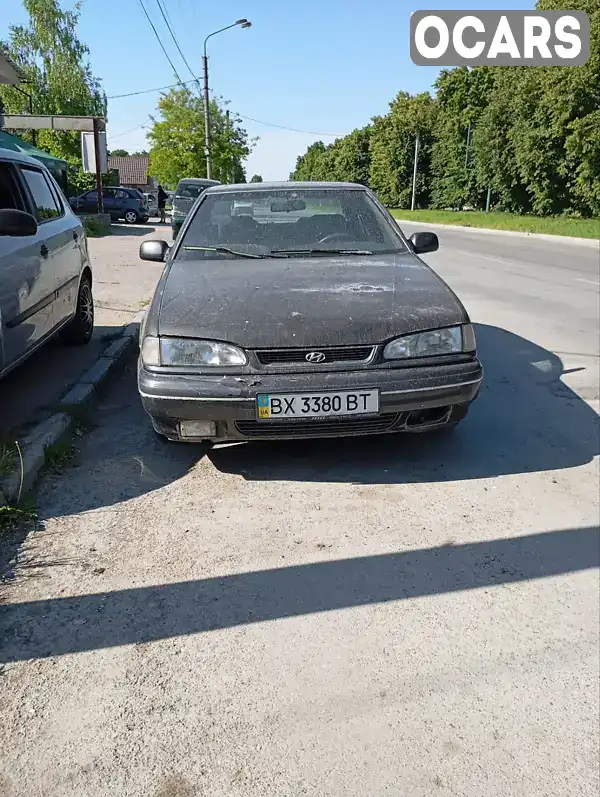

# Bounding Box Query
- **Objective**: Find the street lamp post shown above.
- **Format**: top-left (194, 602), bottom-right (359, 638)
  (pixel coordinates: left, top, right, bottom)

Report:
top-left (203, 18), bottom-right (251, 180)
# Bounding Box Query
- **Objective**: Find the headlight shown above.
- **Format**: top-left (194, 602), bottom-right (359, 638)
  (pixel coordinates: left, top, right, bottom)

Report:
top-left (141, 336), bottom-right (247, 367)
top-left (383, 325), bottom-right (474, 359)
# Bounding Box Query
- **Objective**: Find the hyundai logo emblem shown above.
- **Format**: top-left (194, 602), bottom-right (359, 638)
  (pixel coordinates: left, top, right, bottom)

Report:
top-left (306, 351), bottom-right (326, 363)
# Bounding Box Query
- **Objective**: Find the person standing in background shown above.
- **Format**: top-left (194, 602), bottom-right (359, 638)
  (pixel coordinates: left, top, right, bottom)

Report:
top-left (157, 185), bottom-right (168, 224)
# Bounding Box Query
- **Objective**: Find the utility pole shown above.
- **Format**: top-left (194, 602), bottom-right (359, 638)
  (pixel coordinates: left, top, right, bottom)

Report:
top-left (226, 109), bottom-right (232, 183)
top-left (464, 121), bottom-right (472, 170)
top-left (202, 20), bottom-right (252, 182)
top-left (92, 116), bottom-right (104, 214)
top-left (202, 53), bottom-right (212, 180)
top-left (485, 186), bottom-right (492, 213)
top-left (411, 133), bottom-right (420, 211)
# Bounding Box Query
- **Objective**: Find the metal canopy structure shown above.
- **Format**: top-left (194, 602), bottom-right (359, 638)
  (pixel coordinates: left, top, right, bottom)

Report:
top-left (0, 114), bottom-right (106, 132)
top-left (0, 114), bottom-right (108, 212)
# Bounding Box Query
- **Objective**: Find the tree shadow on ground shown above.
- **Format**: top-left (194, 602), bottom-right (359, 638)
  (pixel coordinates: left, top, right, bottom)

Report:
top-left (1, 525), bottom-right (598, 662)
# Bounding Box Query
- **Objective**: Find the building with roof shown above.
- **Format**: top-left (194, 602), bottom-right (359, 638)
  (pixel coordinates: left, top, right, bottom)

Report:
top-left (107, 154), bottom-right (156, 192)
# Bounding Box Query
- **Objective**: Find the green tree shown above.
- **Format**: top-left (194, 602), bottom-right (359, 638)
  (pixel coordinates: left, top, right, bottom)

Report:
top-left (472, 0), bottom-right (599, 216)
top-left (369, 91), bottom-right (436, 208)
top-left (109, 149), bottom-right (129, 157)
top-left (147, 86), bottom-right (251, 186)
top-left (430, 67), bottom-right (493, 209)
top-left (250, 174), bottom-right (263, 182)
top-left (329, 126), bottom-right (372, 185)
top-left (290, 141), bottom-right (328, 180)
top-left (0, 0), bottom-right (106, 180)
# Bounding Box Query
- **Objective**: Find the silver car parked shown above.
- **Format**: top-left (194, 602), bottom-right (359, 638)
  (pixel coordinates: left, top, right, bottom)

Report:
top-left (0, 148), bottom-right (94, 380)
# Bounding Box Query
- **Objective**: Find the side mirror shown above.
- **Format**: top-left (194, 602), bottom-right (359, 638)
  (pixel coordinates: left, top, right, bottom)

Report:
top-left (409, 231), bottom-right (439, 255)
top-left (140, 239), bottom-right (169, 262)
top-left (0, 208), bottom-right (38, 237)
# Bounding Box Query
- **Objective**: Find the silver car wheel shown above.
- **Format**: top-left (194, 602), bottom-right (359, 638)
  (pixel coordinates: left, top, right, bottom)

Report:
top-left (79, 281), bottom-right (94, 338)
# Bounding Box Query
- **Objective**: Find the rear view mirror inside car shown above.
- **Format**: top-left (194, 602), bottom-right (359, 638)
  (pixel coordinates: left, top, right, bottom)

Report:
top-left (271, 198), bottom-right (306, 213)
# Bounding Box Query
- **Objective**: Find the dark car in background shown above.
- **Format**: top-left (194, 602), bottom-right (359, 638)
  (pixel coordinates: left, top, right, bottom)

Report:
top-left (137, 181), bottom-right (482, 444)
top-left (171, 178), bottom-right (220, 239)
top-left (70, 187), bottom-right (149, 224)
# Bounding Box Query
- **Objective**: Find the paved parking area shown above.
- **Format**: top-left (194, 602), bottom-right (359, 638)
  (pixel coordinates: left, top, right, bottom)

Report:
top-left (0, 223), bottom-right (167, 435)
top-left (0, 227), bottom-right (598, 797)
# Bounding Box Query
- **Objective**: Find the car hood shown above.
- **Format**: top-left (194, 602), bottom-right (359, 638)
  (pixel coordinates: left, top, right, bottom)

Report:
top-left (157, 252), bottom-right (467, 347)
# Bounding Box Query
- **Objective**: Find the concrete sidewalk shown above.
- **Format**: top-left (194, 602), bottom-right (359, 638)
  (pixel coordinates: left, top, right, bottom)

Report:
top-left (0, 223), bottom-right (167, 435)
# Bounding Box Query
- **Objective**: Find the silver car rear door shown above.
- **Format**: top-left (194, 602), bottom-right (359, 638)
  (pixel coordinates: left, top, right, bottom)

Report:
top-left (0, 159), bottom-right (53, 371)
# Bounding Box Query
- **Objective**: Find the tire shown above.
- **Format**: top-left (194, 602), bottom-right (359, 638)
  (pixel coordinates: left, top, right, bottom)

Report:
top-left (61, 276), bottom-right (94, 345)
top-left (124, 209), bottom-right (139, 224)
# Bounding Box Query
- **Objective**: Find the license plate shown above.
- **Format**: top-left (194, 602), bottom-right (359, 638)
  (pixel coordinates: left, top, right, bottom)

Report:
top-left (257, 390), bottom-right (379, 420)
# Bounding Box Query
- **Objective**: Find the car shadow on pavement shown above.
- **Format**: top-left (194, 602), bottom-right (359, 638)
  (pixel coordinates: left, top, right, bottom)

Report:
top-left (1, 524), bottom-right (598, 662)
top-left (0, 325), bottom-right (131, 436)
top-left (11, 323), bottom-right (597, 525)
top-left (110, 224), bottom-right (159, 236)
top-left (210, 324), bottom-right (599, 484)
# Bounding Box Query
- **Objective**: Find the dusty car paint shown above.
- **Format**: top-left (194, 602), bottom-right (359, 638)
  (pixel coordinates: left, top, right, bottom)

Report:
top-left (157, 254), bottom-right (467, 349)
top-left (138, 181), bottom-right (482, 442)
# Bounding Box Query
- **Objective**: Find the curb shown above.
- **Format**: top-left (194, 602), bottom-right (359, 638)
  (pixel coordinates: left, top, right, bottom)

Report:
top-left (1, 311), bottom-right (145, 504)
top-left (393, 218), bottom-right (600, 248)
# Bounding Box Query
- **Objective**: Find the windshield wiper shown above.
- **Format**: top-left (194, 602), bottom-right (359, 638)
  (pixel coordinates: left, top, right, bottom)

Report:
top-left (269, 248), bottom-right (374, 257)
top-left (183, 245), bottom-right (269, 259)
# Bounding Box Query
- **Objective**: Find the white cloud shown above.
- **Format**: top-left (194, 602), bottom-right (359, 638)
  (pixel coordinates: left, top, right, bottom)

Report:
top-left (244, 130), bottom-right (331, 181)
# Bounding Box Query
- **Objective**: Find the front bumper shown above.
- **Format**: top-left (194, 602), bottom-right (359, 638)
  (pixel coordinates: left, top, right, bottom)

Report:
top-left (138, 359), bottom-right (483, 441)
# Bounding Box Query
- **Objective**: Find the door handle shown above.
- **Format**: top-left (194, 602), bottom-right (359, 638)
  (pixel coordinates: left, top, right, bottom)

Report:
top-left (40, 244), bottom-right (49, 258)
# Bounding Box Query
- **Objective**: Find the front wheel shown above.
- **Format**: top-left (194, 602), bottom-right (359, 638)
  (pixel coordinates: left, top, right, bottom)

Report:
top-left (61, 276), bottom-right (94, 345)
top-left (124, 209), bottom-right (139, 224)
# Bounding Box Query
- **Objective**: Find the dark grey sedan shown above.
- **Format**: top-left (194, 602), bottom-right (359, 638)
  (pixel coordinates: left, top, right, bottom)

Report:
top-left (138, 182), bottom-right (482, 443)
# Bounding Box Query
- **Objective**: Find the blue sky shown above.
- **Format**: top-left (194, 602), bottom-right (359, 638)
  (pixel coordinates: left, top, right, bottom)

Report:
top-left (2, 0), bottom-right (534, 179)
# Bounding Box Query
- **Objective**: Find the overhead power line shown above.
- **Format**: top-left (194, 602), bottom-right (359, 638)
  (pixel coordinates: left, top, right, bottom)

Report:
top-left (107, 79), bottom-right (196, 99)
top-left (107, 119), bottom-right (151, 140)
top-left (236, 113), bottom-right (342, 138)
top-left (136, 0), bottom-right (184, 85)
top-left (154, 0), bottom-right (201, 86)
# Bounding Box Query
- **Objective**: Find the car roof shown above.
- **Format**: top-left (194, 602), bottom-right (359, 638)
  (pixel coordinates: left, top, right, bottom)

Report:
top-left (0, 146), bottom-right (50, 169)
top-left (204, 181), bottom-right (367, 195)
top-left (177, 178), bottom-right (221, 185)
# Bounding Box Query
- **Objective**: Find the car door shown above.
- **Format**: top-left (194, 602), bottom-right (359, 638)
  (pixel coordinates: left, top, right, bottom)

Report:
top-left (18, 163), bottom-right (81, 334)
top-left (45, 171), bottom-right (86, 327)
top-left (114, 189), bottom-right (130, 220)
top-left (101, 188), bottom-right (118, 218)
top-left (0, 161), bottom-right (55, 369)
top-left (82, 190), bottom-right (98, 213)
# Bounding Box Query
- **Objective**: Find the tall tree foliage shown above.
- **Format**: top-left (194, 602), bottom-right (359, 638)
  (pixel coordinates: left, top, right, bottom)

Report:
top-left (290, 0), bottom-right (599, 217)
top-left (430, 67), bottom-right (493, 209)
top-left (147, 87), bottom-right (251, 187)
top-left (369, 92), bottom-right (436, 208)
top-left (0, 0), bottom-right (106, 171)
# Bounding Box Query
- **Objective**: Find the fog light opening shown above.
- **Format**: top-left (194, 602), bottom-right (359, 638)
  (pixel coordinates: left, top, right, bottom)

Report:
top-left (406, 406), bottom-right (451, 428)
top-left (179, 420), bottom-right (217, 439)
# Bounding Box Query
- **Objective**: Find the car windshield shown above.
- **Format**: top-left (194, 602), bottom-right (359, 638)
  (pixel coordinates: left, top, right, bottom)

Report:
top-left (177, 188), bottom-right (406, 257)
top-left (176, 183), bottom-right (206, 199)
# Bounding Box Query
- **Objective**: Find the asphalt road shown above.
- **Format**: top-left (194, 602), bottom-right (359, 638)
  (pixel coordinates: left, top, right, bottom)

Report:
top-left (1, 228), bottom-right (598, 797)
